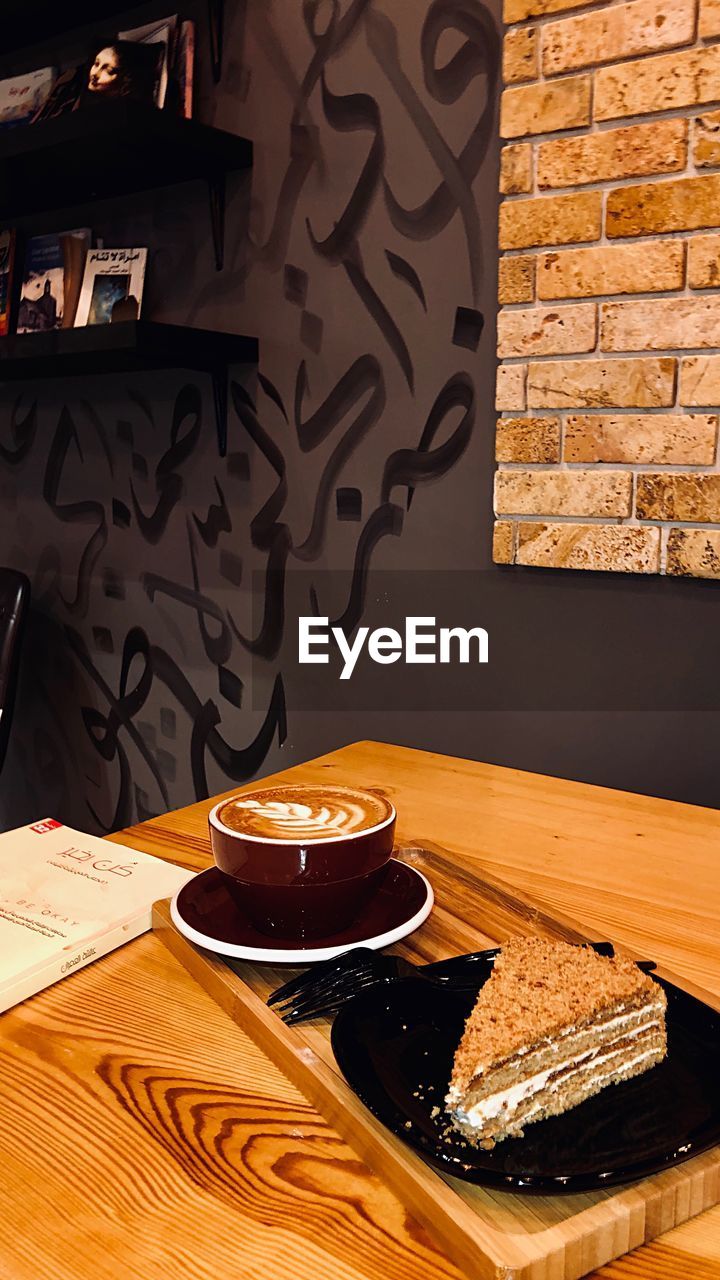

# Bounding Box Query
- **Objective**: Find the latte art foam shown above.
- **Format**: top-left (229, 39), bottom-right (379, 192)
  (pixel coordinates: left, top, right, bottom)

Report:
top-left (217, 785), bottom-right (393, 842)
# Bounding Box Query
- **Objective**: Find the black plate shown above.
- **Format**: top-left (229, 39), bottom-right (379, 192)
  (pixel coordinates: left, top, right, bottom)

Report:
top-left (331, 961), bottom-right (720, 1192)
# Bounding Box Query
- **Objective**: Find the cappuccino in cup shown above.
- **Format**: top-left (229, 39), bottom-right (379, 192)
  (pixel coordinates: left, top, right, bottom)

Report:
top-left (216, 785), bottom-right (393, 842)
top-left (209, 783), bottom-right (396, 939)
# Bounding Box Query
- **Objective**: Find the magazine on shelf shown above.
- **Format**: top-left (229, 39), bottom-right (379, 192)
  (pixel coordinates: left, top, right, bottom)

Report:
top-left (0, 819), bottom-right (194, 1013)
top-left (0, 68), bottom-right (56, 129)
top-left (17, 230), bottom-right (92, 333)
top-left (84, 39), bottom-right (162, 108)
top-left (175, 20), bottom-right (195, 118)
top-left (74, 248), bottom-right (147, 327)
top-left (0, 230), bottom-right (16, 337)
top-left (118, 16), bottom-right (178, 109)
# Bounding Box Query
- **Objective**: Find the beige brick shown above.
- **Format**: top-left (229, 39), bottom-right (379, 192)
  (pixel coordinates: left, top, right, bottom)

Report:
top-left (528, 357), bottom-right (676, 407)
top-left (493, 520), bottom-right (516, 564)
top-left (495, 469), bottom-right (632, 517)
top-left (607, 175), bottom-right (720, 237)
top-left (504, 28), bottom-right (538, 83)
top-left (500, 191), bottom-right (601, 250)
top-left (564, 414), bottom-right (717, 464)
top-left (667, 528), bottom-right (720, 578)
top-left (636, 473), bottom-right (720, 521)
top-left (496, 364), bottom-right (527, 410)
top-left (694, 111), bottom-right (720, 169)
top-left (501, 76), bottom-right (591, 139)
top-left (496, 416), bottom-right (561, 462)
top-left (699, 0), bottom-right (720, 38)
top-left (595, 47), bottom-right (720, 122)
top-left (680, 355), bottom-right (720, 404)
top-left (500, 143), bottom-right (533, 195)
top-left (505, 0), bottom-right (588, 20)
top-left (517, 523), bottom-right (660, 572)
top-left (689, 235), bottom-right (720, 287)
top-left (537, 120), bottom-right (686, 189)
top-left (543, 0), bottom-right (695, 77)
top-left (498, 256), bottom-right (536, 304)
top-left (538, 241), bottom-right (685, 299)
top-left (601, 297), bottom-right (720, 352)
top-left (497, 303), bottom-right (596, 357)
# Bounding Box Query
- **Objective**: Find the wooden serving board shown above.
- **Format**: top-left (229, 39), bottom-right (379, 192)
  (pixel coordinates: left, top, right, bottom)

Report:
top-left (152, 843), bottom-right (720, 1280)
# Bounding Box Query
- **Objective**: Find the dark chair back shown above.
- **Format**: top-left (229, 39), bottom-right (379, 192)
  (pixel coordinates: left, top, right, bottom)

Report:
top-left (0, 569), bottom-right (29, 775)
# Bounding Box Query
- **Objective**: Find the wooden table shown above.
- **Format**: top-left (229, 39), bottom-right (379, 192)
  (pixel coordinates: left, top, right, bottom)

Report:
top-left (1, 741), bottom-right (719, 1280)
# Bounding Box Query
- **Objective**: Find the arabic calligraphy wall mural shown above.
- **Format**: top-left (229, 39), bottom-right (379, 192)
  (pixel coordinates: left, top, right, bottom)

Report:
top-left (0, 0), bottom-right (501, 831)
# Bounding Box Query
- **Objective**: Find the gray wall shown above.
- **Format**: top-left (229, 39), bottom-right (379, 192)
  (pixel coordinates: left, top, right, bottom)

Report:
top-left (2, 0), bottom-right (719, 832)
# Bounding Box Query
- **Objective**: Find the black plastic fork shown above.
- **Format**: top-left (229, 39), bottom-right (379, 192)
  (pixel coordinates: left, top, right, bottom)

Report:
top-left (266, 941), bottom-right (657, 1025)
top-left (267, 946), bottom-right (490, 1024)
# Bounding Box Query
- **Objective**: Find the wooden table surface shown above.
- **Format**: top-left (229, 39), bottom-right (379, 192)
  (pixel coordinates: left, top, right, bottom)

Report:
top-left (1, 740), bottom-right (719, 1280)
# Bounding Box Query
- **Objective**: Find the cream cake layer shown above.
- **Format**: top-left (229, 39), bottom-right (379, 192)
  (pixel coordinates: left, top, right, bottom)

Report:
top-left (449, 1022), bottom-right (666, 1143)
top-left (446, 1000), bottom-right (666, 1111)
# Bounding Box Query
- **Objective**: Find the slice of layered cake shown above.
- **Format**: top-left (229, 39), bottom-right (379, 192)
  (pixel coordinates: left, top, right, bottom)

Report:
top-left (446, 937), bottom-right (667, 1146)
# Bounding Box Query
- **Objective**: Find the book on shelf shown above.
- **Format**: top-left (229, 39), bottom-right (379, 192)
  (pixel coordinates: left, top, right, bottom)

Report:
top-left (175, 20), bottom-right (195, 119)
top-left (17, 230), bottom-right (92, 333)
top-left (0, 819), bottom-right (194, 1014)
top-left (0, 68), bottom-right (56, 129)
top-left (118, 16), bottom-right (177, 110)
top-left (4, 16), bottom-right (194, 126)
top-left (75, 248), bottom-right (147, 327)
top-left (0, 229), bottom-right (17, 337)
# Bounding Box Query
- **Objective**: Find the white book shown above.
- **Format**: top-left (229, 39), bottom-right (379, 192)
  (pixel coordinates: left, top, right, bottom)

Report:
top-left (0, 819), bottom-right (194, 1013)
top-left (0, 68), bottom-right (56, 128)
top-left (74, 247), bottom-right (147, 327)
top-left (119, 17), bottom-right (177, 109)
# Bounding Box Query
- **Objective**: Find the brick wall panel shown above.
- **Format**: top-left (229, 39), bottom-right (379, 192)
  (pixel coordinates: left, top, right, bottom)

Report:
top-left (500, 192), bottom-right (602, 249)
top-left (667, 528), bottom-right (720, 577)
top-left (504, 0), bottom-right (592, 27)
top-left (601, 297), bottom-right (720, 351)
top-left (699, 0), bottom-right (720, 38)
top-left (504, 28), bottom-right (539, 83)
top-left (495, 470), bottom-right (633, 516)
top-left (636, 474), bottom-right (720, 521)
top-left (537, 120), bottom-right (686, 189)
top-left (688, 235), bottom-right (720, 287)
top-left (498, 303), bottom-right (596, 357)
top-left (498, 256), bottom-right (536, 304)
top-left (606, 175), bottom-right (720, 237)
top-left (527, 357), bottom-right (676, 407)
top-left (517, 523), bottom-right (660, 572)
top-left (564, 414), bottom-right (717, 464)
top-left (543, 0), bottom-right (696, 77)
top-left (595, 47), bottom-right (720, 122)
top-left (500, 143), bottom-right (533, 194)
top-left (496, 417), bottom-right (561, 462)
top-left (694, 111), bottom-right (720, 169)
top-left (501, 75), bottom-right (591, 138)
top-left (492, 521), bottom-right (516, 564)
top-left (496, 364), bottom-right (528, 410)
top-left (680, 356), bottom-right (720, 404)
top-left (537, 241), bottom-right (685, 299)
top-left (495, 0), bottom-right (720, 578)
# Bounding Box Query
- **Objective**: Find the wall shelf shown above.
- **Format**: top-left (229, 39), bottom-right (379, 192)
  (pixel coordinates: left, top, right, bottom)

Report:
top-left (4, 1), bottom-right (226, 81)
top-left (0, 101), bottom-right (251, 269)
top-left (0, 321), bottom-right (258, 456)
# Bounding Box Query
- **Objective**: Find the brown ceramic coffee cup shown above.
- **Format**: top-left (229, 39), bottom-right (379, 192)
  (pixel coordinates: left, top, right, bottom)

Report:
top-left (208, 783), bottom-right (396, 939)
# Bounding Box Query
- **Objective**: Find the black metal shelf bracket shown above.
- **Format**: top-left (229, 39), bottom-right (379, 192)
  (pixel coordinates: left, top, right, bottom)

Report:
top-left (208, 0), bottom-right (225, 83)
top-left (212, 364), bottom-right (229, 457)
top-left (207, 171), bottom-right (226, 272)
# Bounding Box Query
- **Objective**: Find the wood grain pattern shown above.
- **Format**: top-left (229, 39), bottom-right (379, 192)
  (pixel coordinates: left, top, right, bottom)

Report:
top-left (152, 844), bottom-right (720, 1280)
top-left (1, 742), bottom-right (718, 1280)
